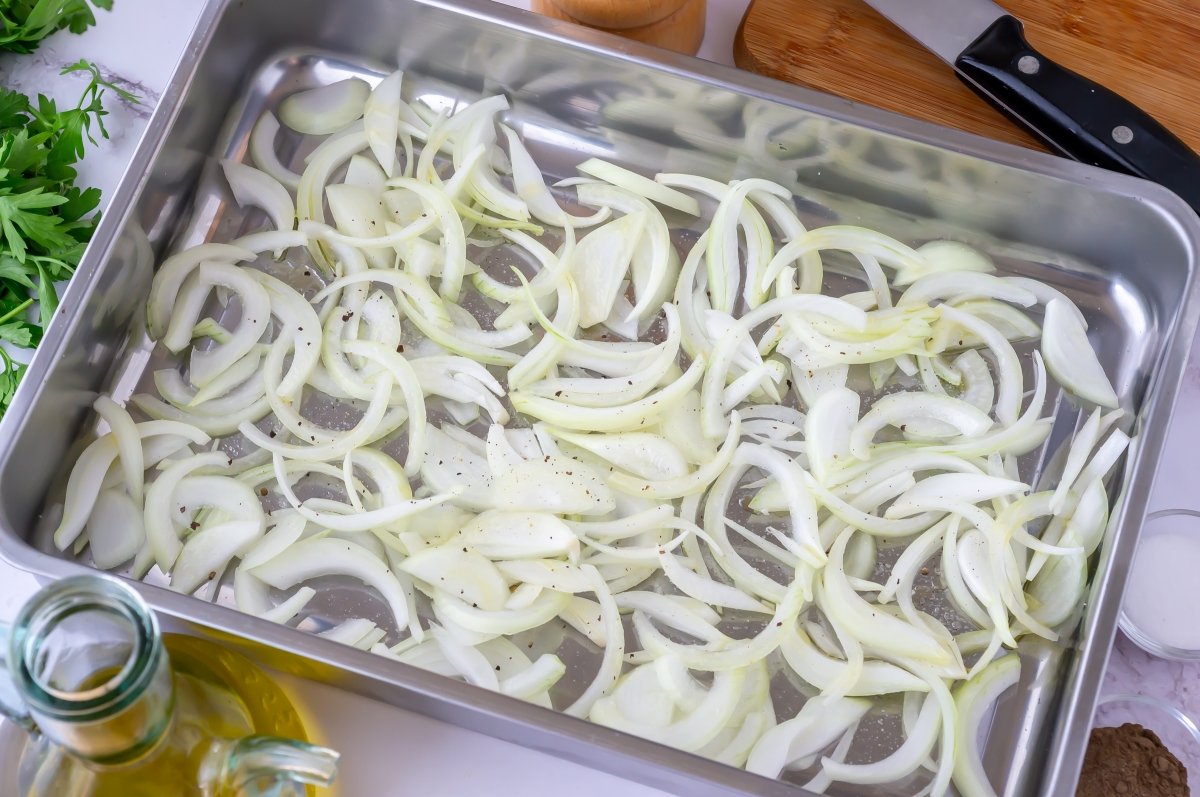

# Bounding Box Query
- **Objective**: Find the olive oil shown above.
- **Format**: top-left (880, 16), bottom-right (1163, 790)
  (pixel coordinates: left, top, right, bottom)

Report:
top-left (1, 576), bottom-right (338, 797)
top-left (20, 635), bottom-right (315, 797)
top-left (164, 633), bottom-right (312, 746)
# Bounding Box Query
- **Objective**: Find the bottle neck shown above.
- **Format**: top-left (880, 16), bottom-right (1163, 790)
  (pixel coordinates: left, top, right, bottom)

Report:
top-left (8, 577), bottom-right (174, 765)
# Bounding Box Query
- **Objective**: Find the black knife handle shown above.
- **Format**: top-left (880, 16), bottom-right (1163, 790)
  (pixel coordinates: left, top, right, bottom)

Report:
top-left (955, 15), bottom-right (1200, 212)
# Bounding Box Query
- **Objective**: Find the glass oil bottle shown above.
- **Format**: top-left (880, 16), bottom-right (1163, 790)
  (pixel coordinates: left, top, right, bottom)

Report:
top-left (0, 574), bottom-right (339, 796)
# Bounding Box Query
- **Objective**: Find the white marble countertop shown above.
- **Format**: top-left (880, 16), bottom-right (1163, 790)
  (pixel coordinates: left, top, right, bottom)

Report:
top-left (0, 0), bottom-right (1198, 794)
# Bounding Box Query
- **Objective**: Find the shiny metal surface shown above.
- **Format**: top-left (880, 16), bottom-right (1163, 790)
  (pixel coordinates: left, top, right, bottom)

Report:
top-left (863, 0), bottom-right (1007, 64)
top-left (0, 0), bottom-right (1196, 795)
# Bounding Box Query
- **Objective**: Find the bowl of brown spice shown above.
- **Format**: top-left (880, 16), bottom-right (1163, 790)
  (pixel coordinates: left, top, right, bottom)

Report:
top-left (1078, 694), bottom-right (1199, 796)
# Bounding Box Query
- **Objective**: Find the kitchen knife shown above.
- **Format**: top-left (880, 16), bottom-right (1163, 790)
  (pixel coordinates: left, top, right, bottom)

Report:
top-left (863, 0), bottom-right (1200, 211)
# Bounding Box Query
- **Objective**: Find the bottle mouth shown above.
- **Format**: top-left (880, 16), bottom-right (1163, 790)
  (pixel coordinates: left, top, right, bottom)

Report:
top-left (10, 575), bottom-right (162, 721)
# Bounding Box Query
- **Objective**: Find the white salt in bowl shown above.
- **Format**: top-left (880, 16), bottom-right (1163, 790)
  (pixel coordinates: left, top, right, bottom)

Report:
top-left (1119, 508), bottom-right (1200, 660)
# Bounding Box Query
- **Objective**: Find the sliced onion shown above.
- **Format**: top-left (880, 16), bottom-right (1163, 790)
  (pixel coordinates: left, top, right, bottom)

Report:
top-left (746, 695), bottom-right (871, 779)
top-left (400, 546), bottom-right (510, 611)
top-left (146, 243), bottom-right (254, 340)
top-left (572, 211), bottom-right (647, 328)
top-left (250, 111), bottom-right (301, 191)
top-left (892, 240), bottom-right (994, 286)
top-left (93, 396), bottom-right (144, 506)
top-left (251, 537), bottom-right (414, 638)
top-left (458, 510), bottom-right (580, 561)
top-left (952, 654), bottom-right (1020, 797)
top-left (603, 413), bottom-right (740, 499)
top-left (172, 520), bottom-right (262, 595)
top-left (779, 623), bottom-right (928, 696)
top-left (502, 125), bottom-right (606, 228)
top-left (87, 489), bottom-right (146, 570)
top-left (822, 531), bottom-right (958, 669)
top-left (171, 262), bottom-right (272, 388)
top-left (241, 512), bottom-right (307, 570)
top-left (659, 549), bottom-right (771, 614)
top-left (805, 387), bottom-right (859, 484)
top-left (319, 618), bottom-right (382, 648)
top-left (938, 304), bottom-right (1022, 426)
top-left (279, 78), bottom-right (371, 136)
top-left (501, 653), bottom-right (567, 702)
top-left (850, 393), bottom-right (993, 460)
top-left (221, 159), bottom-right (295, 234)
top-left (491, 456), bottom-right (615, 516)
top-left (512, 355), bottom-right (704, 433)
top-left (55, 93), bottom-right (1138, 795)
top-left (364, 71), bottom-right (404, 178)
top-left (579, 159), bottom-right (700, 216)
top-left (1041, 298), bottom-right (1119, 408)
top-left (821, 691), bottom-right (940, 783)
top-left (260, 586), bottom-right (317, 625)
top-left (564, 565), bottom-right (624, 717)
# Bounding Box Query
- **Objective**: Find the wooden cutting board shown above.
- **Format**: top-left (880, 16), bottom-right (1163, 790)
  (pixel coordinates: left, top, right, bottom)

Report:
top-left (734, 0), bottom-right (1200, 152)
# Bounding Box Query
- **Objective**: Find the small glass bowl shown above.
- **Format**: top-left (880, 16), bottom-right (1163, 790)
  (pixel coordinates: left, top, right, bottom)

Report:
top-left (1118, 508), bottom-right (1200, 660)
top-left (1092, 694), bottom-right (1200, 793)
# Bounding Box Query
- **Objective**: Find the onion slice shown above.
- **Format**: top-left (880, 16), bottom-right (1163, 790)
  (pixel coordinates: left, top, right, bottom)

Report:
top-left (953, 654), bottom-right (1020, 797)
top-left (279, 78), bottom-right (371, 136)
top-left (1041, 298), bottom-right (1119, 408)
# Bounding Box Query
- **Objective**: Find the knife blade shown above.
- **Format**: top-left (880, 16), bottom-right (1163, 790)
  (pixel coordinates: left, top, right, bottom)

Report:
top-left (863, 0), bottom-right (1200, 212)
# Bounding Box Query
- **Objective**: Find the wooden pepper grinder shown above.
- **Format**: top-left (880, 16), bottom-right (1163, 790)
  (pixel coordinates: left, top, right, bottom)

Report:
top-left (531, 0), bottom-right (706, 55)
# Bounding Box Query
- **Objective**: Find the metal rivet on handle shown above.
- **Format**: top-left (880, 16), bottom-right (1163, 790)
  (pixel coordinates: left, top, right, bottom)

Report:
top-left (1017, 55), bottom-right (1040, 75)
top-left (1112, 126), bottom-right (1134, 144)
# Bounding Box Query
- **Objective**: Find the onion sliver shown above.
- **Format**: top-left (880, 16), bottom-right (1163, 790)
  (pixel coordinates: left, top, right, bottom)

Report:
top-left (850, 393), bottom-right (993, 460)
top-left (93, 396), bottom-right (144, 506)
top-left (659, 549), bottom-right (771, 614)
top-left (579, 159), bottom-right (700, 216)
top-left (146, 243), bottom-right (254, 340)
top-left (365, 71), bottom-right (404, 178)
top-left (821, 691), bottom-right (940, 784)
top-left (603, 414), bottom-right (740, 499)
top-left (54, 421), bottom-right (211, 552)
top-left (512, 356), bottom-right (705, 433)
top-left (746, 695), bottom-right (871, 779)
top-left (1041, 298), bottom-right (1119, 408)
top-left (822, 531), bottom-right (958, 669)
top-left (279, 78), bottom-right (371, 136)
top-left (341, 340), bottom-right (427, 474)
top-left (172, 520), bottom-right (262, 595)
top-left (565, 565), bottom-right (624, 717)
top-left (221, 159), bottom-right (295, 235)
top-left (252, 537), bottom-right (414, 639)
top-left (250, 111), bottom-right (301, 190)
top-left (779, 623), bottom-right (928, 697)
top-left (87, 489), bottom-right (146, 570)
top-left (952, 654), bottom-right (1020, 797)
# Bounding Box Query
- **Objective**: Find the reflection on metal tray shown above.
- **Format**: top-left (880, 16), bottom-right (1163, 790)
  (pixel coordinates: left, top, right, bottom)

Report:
top-left (0, 1), bottom-right (1196, 795)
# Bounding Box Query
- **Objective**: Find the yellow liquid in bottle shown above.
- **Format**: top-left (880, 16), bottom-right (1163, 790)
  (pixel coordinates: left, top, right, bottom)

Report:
top-left (20, 634), bottom-right (315, 797)
top-left (162, 633), bottom-right (310, 744)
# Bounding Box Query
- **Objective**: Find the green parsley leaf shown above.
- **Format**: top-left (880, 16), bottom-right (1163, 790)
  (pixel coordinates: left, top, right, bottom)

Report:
top-left (0, 348), bottom-right (27, 408)
top-left (0, 0), bottom-right (113, 55)
top-left (0, 57), bottom-right (135, 417)
top-left (0, 321), bottom-right (35, 347)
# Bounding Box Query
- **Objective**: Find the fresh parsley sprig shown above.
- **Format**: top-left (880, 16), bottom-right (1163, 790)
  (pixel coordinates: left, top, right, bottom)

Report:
top-left (0, 59), bottom-right (136, 415)
top-left (0, 0), bottom-right (114, 54)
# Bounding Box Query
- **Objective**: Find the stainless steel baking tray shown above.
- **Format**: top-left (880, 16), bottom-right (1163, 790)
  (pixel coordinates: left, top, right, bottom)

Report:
top-left (0, 0), bottom-right (1197, 794)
